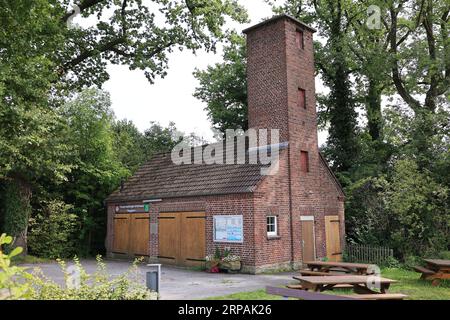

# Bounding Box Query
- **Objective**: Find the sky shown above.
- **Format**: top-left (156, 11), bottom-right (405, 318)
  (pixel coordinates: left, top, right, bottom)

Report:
top-left (100, 0), bottom-right (328, 145)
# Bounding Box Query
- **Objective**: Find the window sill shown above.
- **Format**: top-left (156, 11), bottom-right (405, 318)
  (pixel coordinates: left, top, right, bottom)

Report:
top-left (267, 235), bottom-right (281, 240)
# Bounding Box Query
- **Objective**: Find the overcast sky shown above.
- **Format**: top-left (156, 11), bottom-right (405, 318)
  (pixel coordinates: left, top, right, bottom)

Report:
top-left (101, 0), bottom-right (328, 145)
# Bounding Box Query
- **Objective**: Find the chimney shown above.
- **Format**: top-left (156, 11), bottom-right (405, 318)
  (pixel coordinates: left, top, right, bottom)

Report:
top-left (244, 14), bottom-right (318, 154)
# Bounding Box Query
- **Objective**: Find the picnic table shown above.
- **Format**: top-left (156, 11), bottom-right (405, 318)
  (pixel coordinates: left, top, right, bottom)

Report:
top-left (414, 259), bottom-right (450, 286)
top-left (293, 275), bottom-right (397, 294)
top-left (303, 260), bottom-right (375, 275)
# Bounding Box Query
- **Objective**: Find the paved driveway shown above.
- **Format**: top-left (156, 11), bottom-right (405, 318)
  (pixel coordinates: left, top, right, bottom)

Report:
top-left (23, 259), bottom-right (296, 300)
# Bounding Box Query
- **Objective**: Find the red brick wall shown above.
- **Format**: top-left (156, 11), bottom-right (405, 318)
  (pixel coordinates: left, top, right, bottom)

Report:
top-left (252, 148), bottom-right (292, 267)
top-left (246, 18), bottom-right (289, 142)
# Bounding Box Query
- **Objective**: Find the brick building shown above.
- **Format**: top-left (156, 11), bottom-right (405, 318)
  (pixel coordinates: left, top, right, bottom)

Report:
top-left (105, 14), bottom-right (345, 274)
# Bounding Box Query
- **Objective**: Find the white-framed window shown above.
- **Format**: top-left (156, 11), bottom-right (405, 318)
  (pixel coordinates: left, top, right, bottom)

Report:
top-left (267, 216), bottom-right (278, 237)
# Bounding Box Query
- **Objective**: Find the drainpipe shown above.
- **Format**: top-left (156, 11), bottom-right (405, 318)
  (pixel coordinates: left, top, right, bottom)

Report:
top-left (287, 145), bottom-right (295, 270)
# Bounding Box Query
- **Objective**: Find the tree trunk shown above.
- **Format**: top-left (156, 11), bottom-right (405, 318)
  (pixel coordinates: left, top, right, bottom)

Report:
top-left (3, 177), bottom-right (32, 253)
top-left (366, 79), bottom-right (383, 142)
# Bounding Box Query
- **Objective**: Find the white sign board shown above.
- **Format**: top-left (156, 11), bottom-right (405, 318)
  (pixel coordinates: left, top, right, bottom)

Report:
top-left (213, 215), bottom-right (243, 243)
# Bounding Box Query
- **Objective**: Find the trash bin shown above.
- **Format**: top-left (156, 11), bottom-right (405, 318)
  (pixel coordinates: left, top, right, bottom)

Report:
top-left (146, 264), bottom-right (161, 298)
top-left (146, 271), bottom-right (158, 291)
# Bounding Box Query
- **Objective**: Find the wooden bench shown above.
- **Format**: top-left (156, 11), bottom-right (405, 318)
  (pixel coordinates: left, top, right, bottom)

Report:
top-left (340, 293), bottom-right (408, 300)
top-left (287, 283), bottom-right (354, 290)
top-left (413, 266), bottom-right (435, 275)
top-left (267, 286), bottom-right (357, 300)
top-left (414, 260), bottom-right (450, 285)
top-left (299, 269), bottom-right (344, 276)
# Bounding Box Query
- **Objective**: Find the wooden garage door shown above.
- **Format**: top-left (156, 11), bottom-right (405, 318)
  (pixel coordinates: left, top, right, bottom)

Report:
top-left (112, 213), bottom-right (150, 256)
top-left (182, 212), bottom-right (206, 266)
top-left (130, 214), bottom-right (150, 256)
top-left (158, 212), bottom-right (206, 266)
top-left (158, 213), bottom-right (179, 264)
top-left (113, 214), bottom-right (130, 254)
top-left (325, 215), bottom-right (342, 262)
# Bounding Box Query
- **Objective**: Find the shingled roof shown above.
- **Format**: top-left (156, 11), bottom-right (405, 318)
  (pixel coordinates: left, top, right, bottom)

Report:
top-left (106, 145), bottom-right (272, 202)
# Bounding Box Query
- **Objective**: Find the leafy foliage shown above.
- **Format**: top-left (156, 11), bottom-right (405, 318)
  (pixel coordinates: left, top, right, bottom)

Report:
top-left (0, 0), bottom-right (248, 253)
top-left (28, 200), bottom-right (79, 259)
top-left (1, 236), bottom-right (155, 300)
top-left (29, 256), bottom-right (155, 300)
top-left (385, 160), bottom-right (449, 257)
top-left (194, 33), bottom-right (248, 132)
top-left (0, 233), bottom-right (33, 300)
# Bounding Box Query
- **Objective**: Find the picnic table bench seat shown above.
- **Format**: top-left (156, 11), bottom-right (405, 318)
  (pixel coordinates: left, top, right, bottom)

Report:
top-left (303, 261), bottom-right (374, 275)
top-left (299, 269), bottom-right (345, 276)
top-left (287, 283), bottom-right (354, 290)
top-left (413, 259), bottom-right (450, 285)
top-left (340, 293), bottom-right (408, 300)
top-left (413, 266), bottom-right (435, 275)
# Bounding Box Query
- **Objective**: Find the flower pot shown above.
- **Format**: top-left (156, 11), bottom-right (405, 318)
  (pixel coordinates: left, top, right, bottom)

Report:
top-left (220, 260), bottom-right (242, 272)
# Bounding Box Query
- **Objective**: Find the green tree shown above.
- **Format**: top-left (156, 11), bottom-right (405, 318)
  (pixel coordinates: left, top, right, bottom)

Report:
top-left (0, 0), bottom-right (248, 251)
top-left (194, 33), bottom-right (248, 132)
top-left (57, 88), bottom-right (127, 254)
top-left (112, 119), bottom-right (148, 172)
top-left (385, 159), bottom-right (449, 258)
top-left (384, 0), bottom-right (449, 169)
top-left (142, 121), bottom-right (184, 157)
top-left (28, 200), bottom-right (79, 259)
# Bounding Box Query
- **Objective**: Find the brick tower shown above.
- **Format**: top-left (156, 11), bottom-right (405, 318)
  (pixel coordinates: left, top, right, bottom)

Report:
top-left (244, 15), bottom-right (345, 266)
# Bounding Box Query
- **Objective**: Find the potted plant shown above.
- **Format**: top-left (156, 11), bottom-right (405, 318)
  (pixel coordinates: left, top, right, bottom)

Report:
top-left (205, 255), bottom-right (220, 273)
top-left (205, 247), bottom-right (242, 273)
top-left (220, 254), bottom-right (241, 272)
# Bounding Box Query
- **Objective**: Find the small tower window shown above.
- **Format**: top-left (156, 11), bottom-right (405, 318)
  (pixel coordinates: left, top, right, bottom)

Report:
top-left (296, 30), bottom-right (304, 49)
top-left (298, 88), bottom-right (306, 109)
top-left (300, 151), bottom-right (309, 173)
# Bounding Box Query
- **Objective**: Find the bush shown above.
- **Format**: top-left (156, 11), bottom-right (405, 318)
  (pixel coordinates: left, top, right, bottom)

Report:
top-left (438, 251), bottom-right (450, 260)
top-left (386, 160), bottom-right (449, 259)
top-left (29, 256), bottom-right (156, 300)
top-left (0, 233), bottom-right (34, 300)
top-left (1, 233), bottom-right (155, 300)
top-left (382, 256), bottom-right (401, 268)
top-left (28, 200), bottom-right (79, 259)
top-left (403, 255), bottom-right (424, 270)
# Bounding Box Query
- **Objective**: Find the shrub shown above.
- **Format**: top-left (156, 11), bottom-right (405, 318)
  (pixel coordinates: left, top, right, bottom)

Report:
top-left (28, 200), bottom-right (79, 259)
top-left (382, 256), bottom-right (401, 268)
top-left (0, 233), bottom-right (34, 300)
top-left (29, 256), bottom-right (156, 300)
top-left (2, 234), bottom-right (155, 300)
top-left (385, 160), bottom-right (449, 259)
top-left (403, 255), bottom-right (424, 270)
top-left (438, 251), bottom-right (450, 260)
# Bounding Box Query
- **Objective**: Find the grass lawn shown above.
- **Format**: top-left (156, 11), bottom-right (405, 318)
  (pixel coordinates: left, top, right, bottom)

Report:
top-left (207, 268), bottom-right (450, 300)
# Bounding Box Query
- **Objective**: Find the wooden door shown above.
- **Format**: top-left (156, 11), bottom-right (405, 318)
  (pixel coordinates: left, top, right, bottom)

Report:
top-left (113, 213), bottom-right (150, 256)
top-left (130, 214), bottom-right (150, 256)
top-left (325, 215), bottom-right (342, 262)
top-left (301, 218), bottom-right (315, 262)
top-left (181, 212), bottom-right (206, 266)
top-left (158, 212), bottom-right (206, 266)
top-left (158, 213), bottom-right (179, 264)
top-left (112, 214), bottom-right (130, 254)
